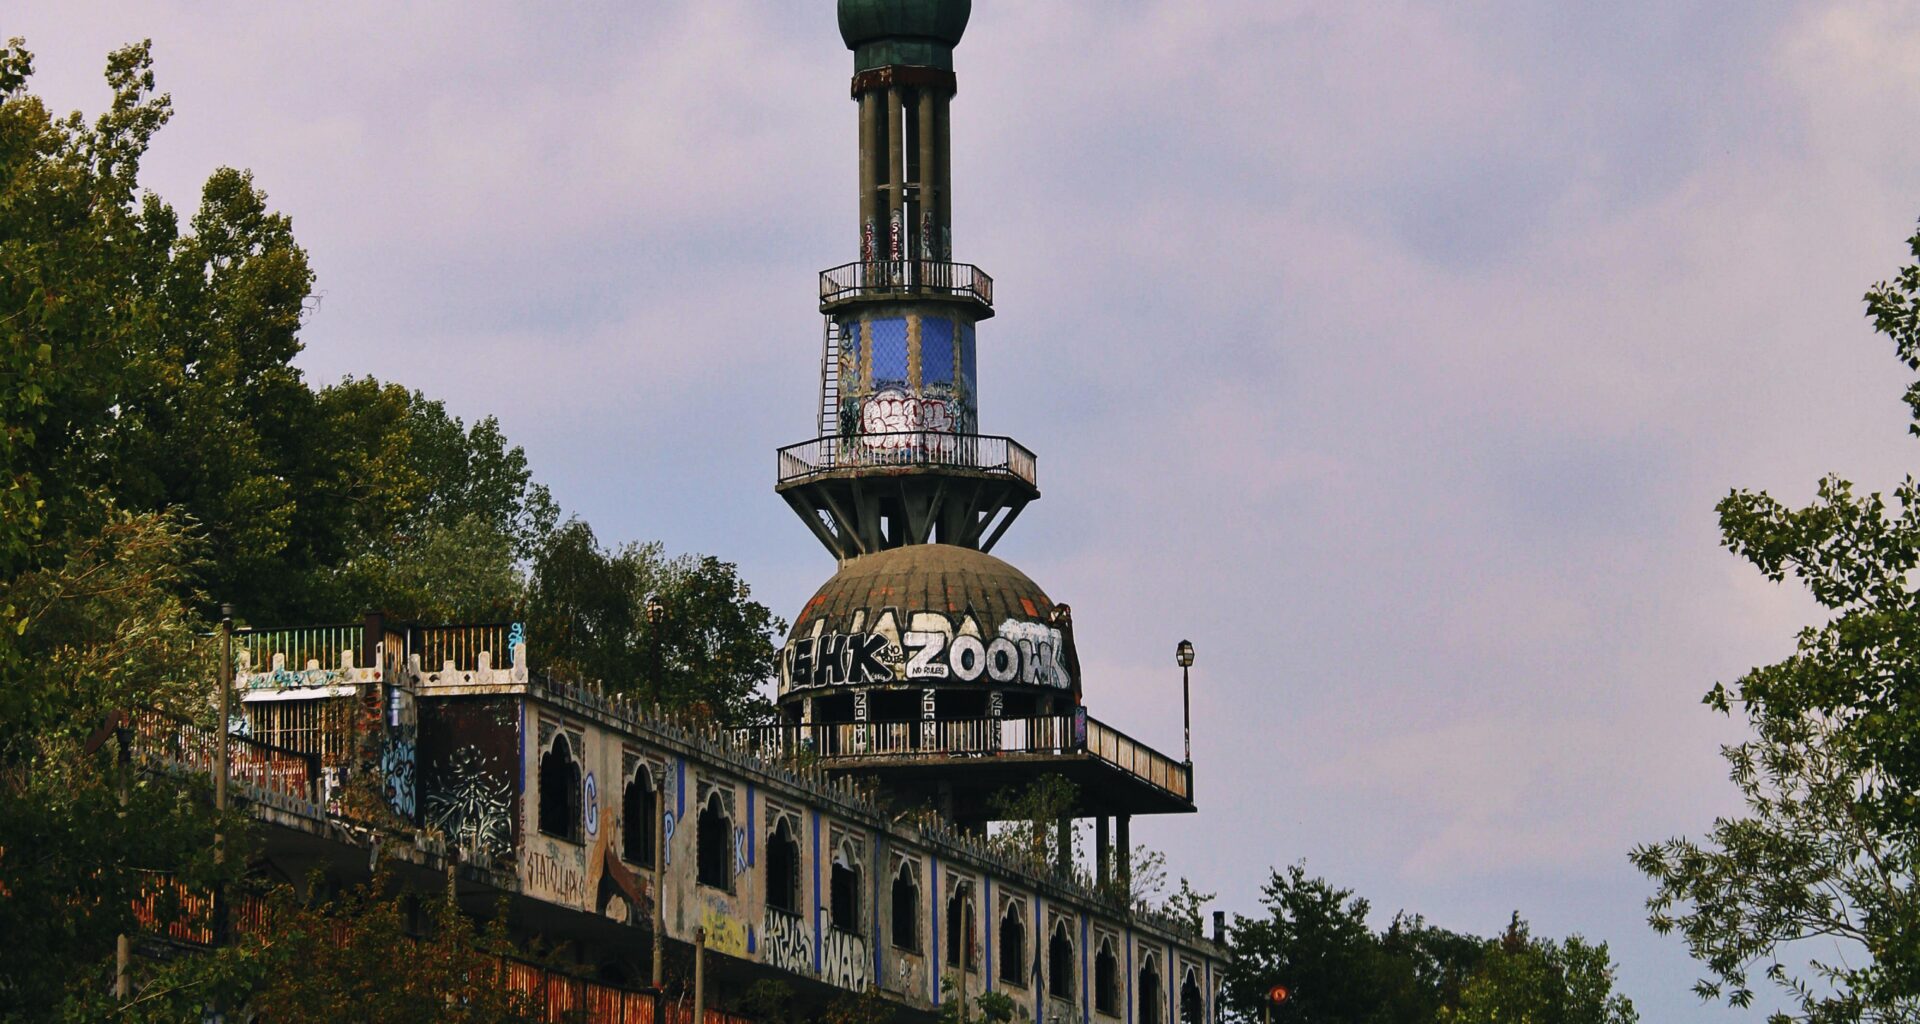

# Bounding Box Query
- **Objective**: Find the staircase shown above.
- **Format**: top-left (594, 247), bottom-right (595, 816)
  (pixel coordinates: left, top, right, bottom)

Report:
top-left (817, 316), bottom-right (843, 465)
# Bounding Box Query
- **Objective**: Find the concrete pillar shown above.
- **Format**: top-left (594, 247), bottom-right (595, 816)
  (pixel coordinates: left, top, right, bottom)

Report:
top-left (935, 91), bottom-right (952, 258)
top-left (1095, 815), bottom-right (1111, 888)
top-left (859, 90), bottom-right (883, 261)
top-left (887, 87), bottom-right (906, 259)
top-left (917, 87), bottom-right (937, 261)
top-left (1116, 815), bottom-right (1132, 894)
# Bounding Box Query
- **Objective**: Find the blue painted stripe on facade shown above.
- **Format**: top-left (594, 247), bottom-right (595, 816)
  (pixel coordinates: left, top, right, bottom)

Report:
top-left (1082, 914), bottom-right (1091, 1024)
top-left (872, 852), bottom-right (883, 984)
top-left (1125, 928), bottom-right (1133, 1024)
top-left (747, 785), bottom-right (756, 866)
top-left (1167, 947), bottom-right (1174, 1024)
top-left (931, 856), bottom-right (942, 1004)
top-left (675, 758), bottom-right (685, 818)
top-left (984, 876), bottom-right (994, 993)
top-left (1034, 896), bottom-right (1044, 1024)
top-left (812, 810), bottom-right (823, 975)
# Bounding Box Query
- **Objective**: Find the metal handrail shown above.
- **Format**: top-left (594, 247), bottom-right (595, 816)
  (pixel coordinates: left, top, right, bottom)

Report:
top-left (776, 431), bottom-right (1037, 487)
top-left (819, 260), bottom-right (993, 307)
top-left (732, 713), bottom-right (1191, 801)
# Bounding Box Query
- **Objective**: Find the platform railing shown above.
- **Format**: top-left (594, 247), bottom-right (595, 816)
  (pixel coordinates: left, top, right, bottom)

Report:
top-left (128, 707), bottom-right (323, 806)
top-left (732, 712), bottom-right (1191, 801)
top-left (777, 431), bottom-right (1037, 487)
top-left (820, 260), bottom-right (993, 307)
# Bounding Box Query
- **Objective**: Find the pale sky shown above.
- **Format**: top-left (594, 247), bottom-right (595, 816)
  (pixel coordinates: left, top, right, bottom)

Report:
top-left (18, 2), bottom-right (1920, 1018)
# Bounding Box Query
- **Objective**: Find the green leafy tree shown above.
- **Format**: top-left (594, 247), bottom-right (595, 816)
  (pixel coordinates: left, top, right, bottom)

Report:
top-left (1224, 865), bottom-right (1428, 1024)
top-left (1438, 916), bottom-right (1636, 1024)
top-left (1632, 222), bottom-right (1920, 1022)
top-left (526, 519), bottom-right (782, 723)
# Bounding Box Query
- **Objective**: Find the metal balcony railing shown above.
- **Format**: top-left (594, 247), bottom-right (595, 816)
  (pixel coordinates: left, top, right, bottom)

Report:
top-left (733, 712), bottom-right (1192, 802)
top-left (820, 260), bottom-right (993, 307)
top-left (777, 431), bottom-right (1037, 487)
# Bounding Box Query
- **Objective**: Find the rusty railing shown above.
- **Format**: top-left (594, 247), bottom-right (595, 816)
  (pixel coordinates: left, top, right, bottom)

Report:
top-left (819, 260), bottom-right (993, 307)
top-left (128, 708), bottom-right (323, 805)
top-left (237, 624), bottom-right (363, 678)
top-left (413, 622), bottom-right (518, 672)
top-left (777, 431), bottom-right (1037, 487)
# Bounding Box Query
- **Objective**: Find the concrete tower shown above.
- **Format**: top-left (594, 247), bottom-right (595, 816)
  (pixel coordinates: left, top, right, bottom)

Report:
top-left (769, 1), bottom-right (1193, 840)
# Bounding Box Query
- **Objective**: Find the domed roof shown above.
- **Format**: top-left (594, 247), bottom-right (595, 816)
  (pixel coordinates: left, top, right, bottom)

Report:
top-left (793, 544), bottom-right (1051, 639)
top-left (779, 545), bottom-right (1077, 698)
top-left (838, 0), bottom-right (971, 49)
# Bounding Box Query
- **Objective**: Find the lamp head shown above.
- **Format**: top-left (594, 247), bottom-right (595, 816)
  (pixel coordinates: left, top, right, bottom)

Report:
top-left (1176, 639), bottom-right (1194, 668)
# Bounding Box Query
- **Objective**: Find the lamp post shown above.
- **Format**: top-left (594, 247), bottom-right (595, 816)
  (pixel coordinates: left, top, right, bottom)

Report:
top-left (1176, 639), bottom-right (1194, 764)
top-left (646, 596), bottom-right (666, 707)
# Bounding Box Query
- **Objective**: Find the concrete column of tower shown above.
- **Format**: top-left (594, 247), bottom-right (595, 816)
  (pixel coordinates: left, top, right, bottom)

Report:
top-left (935, 89), bottom-right (952, 258)
top-left (859, 89), bottom-right (883, 261)
top-left (1116, 814), bottom-right (1132, 891)
top-left (887, 86), bottom-right (906, 259)
top-left (1095, 816), bottom-right (1111, 887)
top-left (917, 86), bottom-right (938, 261)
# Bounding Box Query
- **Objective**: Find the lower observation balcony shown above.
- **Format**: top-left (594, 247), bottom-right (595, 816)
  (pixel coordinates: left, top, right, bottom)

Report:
top-left (820, 260), bottom-right (993, 316)
top-left (734, 712), bottom-right (1195, 817)
top-left (777, 432), bottom-right (1036, 488)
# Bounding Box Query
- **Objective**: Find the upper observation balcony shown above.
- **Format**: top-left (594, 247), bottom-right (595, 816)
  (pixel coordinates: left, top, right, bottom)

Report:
top-left (776, 431), bottom-right (1036, 488)
top-left (819, 260), bottom-right (994, 317)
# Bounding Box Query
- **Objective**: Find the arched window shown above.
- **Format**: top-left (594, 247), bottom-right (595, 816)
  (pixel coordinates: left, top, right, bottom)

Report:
top-left (1139, 955), bottom-right (1163, 1024)
top-left (538, 734), bottom-right (581, 841)
top-left (891, 862), bottom-right (920, 952)
top-left (622, 768), bottom-right (656, 866)
top-left (1180, 967), bottom-right (1205, 1024)
top-left (1094, 938), bottom-right (1120, 1015)
top-left (696, 793), bottom-right (732, 890)
top-left (998, 903), bottom-right (1027, 987)
top-left (946, 884), bottom-right (978, 971)
top-left (765, 816), bottom-right (801, 914)
top-left (830, 842), bottom-right (862, 934)
top-left (1048, 920), bottom-right (1075, 999)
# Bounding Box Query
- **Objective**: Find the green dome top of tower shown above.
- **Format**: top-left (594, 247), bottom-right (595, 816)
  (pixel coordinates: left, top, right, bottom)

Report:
top-left (838, 0), bottom-right (970, 72)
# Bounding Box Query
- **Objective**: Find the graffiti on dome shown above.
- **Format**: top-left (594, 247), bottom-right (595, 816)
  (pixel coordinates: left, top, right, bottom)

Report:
top-left (780, 610), bottom-right (1072, 694)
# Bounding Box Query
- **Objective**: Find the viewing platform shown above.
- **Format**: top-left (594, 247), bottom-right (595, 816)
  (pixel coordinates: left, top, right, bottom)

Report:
top-left (733, 712), bottom-right (1195, 817)
top-left (776, 430), bottom-right (1036, 488)
top-left (818, 260), bottom-right (994, 316)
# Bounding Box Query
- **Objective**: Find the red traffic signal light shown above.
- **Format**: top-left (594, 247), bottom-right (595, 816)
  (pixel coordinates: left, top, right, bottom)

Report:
top-left (1268, 985), bottom-right (1290, 1004)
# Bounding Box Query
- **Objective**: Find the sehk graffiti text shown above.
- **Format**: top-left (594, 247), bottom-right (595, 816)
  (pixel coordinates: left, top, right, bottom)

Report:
top-left (783, 619), bottom-right (1070, 691)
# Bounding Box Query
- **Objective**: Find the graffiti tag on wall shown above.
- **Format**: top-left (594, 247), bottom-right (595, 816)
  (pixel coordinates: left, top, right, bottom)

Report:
top-left (425, 747), bottom-right (514, 857)
top-left (781, 611), bottom-right (1072, 693)
top-left (763, 910), bottom-right (814, 974)
top-left (381, 730), bottom-right (417, 821)
top-left (861, 391), bottom-right (953, 438)
top-left (700, 902), bottom-right (750, 958)
top-left (524, 846), bottom-right (588, 905)
top-left (822, 929), bottom-right (872, 991)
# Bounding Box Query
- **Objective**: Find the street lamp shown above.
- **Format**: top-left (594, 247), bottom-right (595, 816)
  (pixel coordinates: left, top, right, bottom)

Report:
top-left (1176, 639), bottom-right (1194, 764)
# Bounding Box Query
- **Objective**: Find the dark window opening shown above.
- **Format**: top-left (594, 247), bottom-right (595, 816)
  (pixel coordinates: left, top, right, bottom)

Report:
top-left (538, 735), bottom-right (581, 841)
top-left (622, 771), bottom-right (656, 866)
top-left (766, 818), bottom-right (801, 914)
top-left (1049, 922), bottom-right (1075, 999)
top-left (830, 853), bottom-right (861, 934)
top-left (999, 904), bottom-right (1026, 987)
top-left (1180, 969), bottom-right (1205, 1024)
top-left (1095, 940), bottom-right (1120, 1015)
top-left (1140, 960), bottom-right (1163, 1024)
top-left (891, 863), bottom-right (920, 952)
top-left (697, 794), bottom-right (732, 890)
top-left (946, 887), bottom-right (978, 971)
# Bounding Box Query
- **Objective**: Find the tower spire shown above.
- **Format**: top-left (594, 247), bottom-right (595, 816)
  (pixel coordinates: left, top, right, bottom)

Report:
top-left (777, 0), bottom-right (1034, 563)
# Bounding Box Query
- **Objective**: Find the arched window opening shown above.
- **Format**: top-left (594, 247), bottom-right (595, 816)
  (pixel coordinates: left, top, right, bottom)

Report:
top-left (696, 793), bottom-right (732, 890)
top-left (1180, 967), bottom-right (1205, 1024)
top-left (1048, 921), bottom-right (1075, 999)
top-left (538, 735), bottom-right (581, 841)
top-left (622, 769), bottom-right (656, 866)
top-left (830, 845), bottom-right (862, 933)
top-left (765, 817), bottom-right (801, 914)
top-left (946, 885), bottom-right (978, 971)
top-left (1095, 939), bottom-right (1120, 1015)
top-left (891, 863), bottom-right (920, 952)
top-left (1139, 956), bottom-right (1163, 1024)
top-left (999, 903), bottom-right (1027, 987)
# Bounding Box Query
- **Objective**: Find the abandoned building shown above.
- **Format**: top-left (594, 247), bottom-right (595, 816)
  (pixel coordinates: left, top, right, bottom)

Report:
top-left (147, 1), bottom-right (1229, 1020)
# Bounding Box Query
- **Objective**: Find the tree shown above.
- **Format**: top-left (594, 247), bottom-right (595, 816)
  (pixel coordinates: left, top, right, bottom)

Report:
top-left (526, 519), bottom-right (782, 723)
top-left (1438, 917), bottom-right (1637, 1024)
top-left (1632, 222), bottom-right (1920, 1022)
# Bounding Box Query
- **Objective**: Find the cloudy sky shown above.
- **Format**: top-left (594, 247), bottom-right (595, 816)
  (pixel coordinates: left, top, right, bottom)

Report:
top-left (19, 1), bottom-right (1920, 1017)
